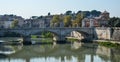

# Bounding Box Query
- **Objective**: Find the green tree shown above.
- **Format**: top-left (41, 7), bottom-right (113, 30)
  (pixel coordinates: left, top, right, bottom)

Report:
top-left (51, 15), bottom-right (61, 27)
top-left (65, 11), bottom-right (72, 15)
top-left (72, 20), bottom-right (77, 27)
top-left (63, 15), bottom-right (72, 27)
top-left (114, 19), bottom-right (120, 27)
top-left (11, 20), bottom-right (19, 28)
top-left (108, 17), bottom-right (120, 27)
top-left (91, 10), bottom-right (101, 17)
top-left (41, 32), bottom-right (53, 38)
top-left (72, 13), bottom-right (83, 27)
top-left (31, 16), bottom-right (38, 19)
top-left (76, 11), bottom-right (82, 15)
top-left (48, 12), bottom-right (51, 16)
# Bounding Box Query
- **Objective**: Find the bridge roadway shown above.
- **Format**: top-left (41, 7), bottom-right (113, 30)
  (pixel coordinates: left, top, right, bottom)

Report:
top-left (0, 27), bottom-right (95, 42)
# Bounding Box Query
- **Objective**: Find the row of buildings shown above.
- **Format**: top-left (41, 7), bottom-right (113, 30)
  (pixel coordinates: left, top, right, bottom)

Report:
top-left (0, 15), bottom-right (53, 28)
top-left (0, 11), bottom-right (110, 28)
top-left (22, 16), bottom-right (53, 28)
top-left (82, 11), bottom-right (110, 27)
top-left (0, 15), bottom-right (24, 28)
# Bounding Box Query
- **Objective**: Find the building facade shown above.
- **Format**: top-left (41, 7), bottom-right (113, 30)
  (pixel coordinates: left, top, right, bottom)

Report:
top-left (0, 15), bottom-right (24, 28)
top-left (82, 11), bottom-right (110, 27)
top-left (22, 15), bottom-right (53, 28)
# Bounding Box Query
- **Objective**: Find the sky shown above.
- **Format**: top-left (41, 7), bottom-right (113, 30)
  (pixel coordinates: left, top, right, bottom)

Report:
top-left (0, 0), bottom-right (120, 18)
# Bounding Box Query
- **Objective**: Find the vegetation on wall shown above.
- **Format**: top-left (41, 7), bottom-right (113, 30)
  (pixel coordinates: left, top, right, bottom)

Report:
top-left (67, 38), bottom-right (79, 42)
top-left (99, 42), bottom-right (120, 48)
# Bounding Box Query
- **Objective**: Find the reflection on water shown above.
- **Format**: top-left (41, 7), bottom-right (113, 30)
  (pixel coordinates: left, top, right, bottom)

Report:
top-left (0, 43), bottom-right (120, 62)
top-left (0, 46), bottom-right (15, 55)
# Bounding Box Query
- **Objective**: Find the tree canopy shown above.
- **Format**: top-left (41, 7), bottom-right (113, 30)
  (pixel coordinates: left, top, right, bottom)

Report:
top-left (63, 15), bottom-right (72, 27)
top-left (108, 17), bottom-right (120, 27)
top-left (65, 10), bottom-right (72, 15)
top-left (72, 13), bottom-right (83, 27)
top-left (51, 15), bottom-right (62, 27)
top-left (11, 19), bottom-right (19, 28)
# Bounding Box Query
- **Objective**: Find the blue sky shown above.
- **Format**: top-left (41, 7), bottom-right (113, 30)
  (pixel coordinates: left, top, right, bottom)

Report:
top-left (0, 0), bottom-right (120, 18)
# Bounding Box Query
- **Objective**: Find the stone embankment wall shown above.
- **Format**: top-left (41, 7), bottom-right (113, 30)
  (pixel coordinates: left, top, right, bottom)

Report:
top-left (70, 27), bottom-right (112, 40)
top-left (111, 27), bottom-right (120, 41)
top-left (94, 27), bottom-right (111, 40)
top-left (95, 27), bottom-right (120, 41)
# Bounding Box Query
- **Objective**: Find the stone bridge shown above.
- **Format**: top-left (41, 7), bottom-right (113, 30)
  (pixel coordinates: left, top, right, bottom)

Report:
top-left (0, 28), bottom-right (94, 42)
top-left (0, 27), bottom-right (119, 42)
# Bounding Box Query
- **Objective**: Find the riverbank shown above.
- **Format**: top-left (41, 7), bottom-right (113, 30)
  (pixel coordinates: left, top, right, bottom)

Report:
top-left (93, 40), bottom-right (120, 48)
top-left (31, 38), bottom-right (54, 44)
top-left (93, 40), bottom-right (120, 44)
top-left (66, 37), bottom-right (79, 42)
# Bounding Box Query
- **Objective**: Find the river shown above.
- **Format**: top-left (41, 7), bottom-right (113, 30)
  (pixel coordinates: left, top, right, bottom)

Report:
top-left (0, 38), bottom-right (120, 62)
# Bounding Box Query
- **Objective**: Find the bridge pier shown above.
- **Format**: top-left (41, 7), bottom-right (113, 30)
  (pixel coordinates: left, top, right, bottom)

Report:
top-left (23, 36), bottom-right (32, 45)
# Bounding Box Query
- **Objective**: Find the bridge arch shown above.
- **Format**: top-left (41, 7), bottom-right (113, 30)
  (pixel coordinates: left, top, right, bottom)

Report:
top-left (0, 28), bottom-right (94, 42)
top-left (32, 30), bottom-right (59, 36)
top-left (2, 31), bottom-right (24, 37)
top-left (30, 30), bottom-right (61, 41)
top-left (64, 30), bottom-right (90, 40)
